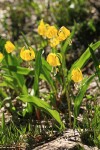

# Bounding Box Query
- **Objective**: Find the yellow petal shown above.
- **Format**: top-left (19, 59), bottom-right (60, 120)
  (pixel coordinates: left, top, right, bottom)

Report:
top-left (20, 47), bottom-right (35, 61)
top-left (58, 26), bottom-right (70, 41)
top-left (71, 68), bottom-right (83, 82)
top-left (47, 53), bottom-right (61, 67)
top-left (49, 37), bottom-right (60, 47)
top-left (46, 26), bottom-right (58, 39)
top-left (20, 47), bottom-right (25, 60)
top-left (38, 19), bottom-right (47, 37)
top-left (29, 47), bottom-right (35, 60)
top-left (5, 41), bottom-right (15, 53)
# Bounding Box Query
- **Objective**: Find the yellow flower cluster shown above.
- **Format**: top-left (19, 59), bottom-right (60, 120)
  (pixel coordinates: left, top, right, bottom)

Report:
top-left (38, 20), bottom-right (70, 67)
top-left (2, 39), bottom-right (83, 82)
top-left (71, 68), bottom-right (83, 83)
top-left (38, 19), bottom-right (70, 47)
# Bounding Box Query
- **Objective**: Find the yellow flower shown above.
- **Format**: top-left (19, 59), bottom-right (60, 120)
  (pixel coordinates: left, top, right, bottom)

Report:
top-left (46, 26), bottom-right (58, 39)
top-left (71, 68), bottom-right (83, 82)
top-left (20, 47), bottom-right (35, 61)
top-left (47, 53), bottom-right (61, 67)
top-left (58, 26), bottom-right (70, 41)
top-left (5, 41), bottom-right (15, 53)
top-left (38, 19), bottom-right (50, 37)
top-left (49, 37), bottom-right (60, 47)
top-left (0, 52), bottom-right (4, 62)
top-left (99, 65), bottom-right (100, 68)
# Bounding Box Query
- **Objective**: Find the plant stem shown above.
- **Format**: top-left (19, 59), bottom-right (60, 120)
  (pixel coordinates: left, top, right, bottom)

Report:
top-left (61, 52), bottom-right (71, 128)
top-left (66, 83), bottom-right (71, 128)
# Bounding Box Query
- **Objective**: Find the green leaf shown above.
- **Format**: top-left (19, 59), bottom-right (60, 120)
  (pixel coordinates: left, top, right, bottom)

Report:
top-left (41, 67), bottom-right (55, 91)
top-left (33, 49), bottom-right (42, 96)
top-left (2, 74), bottom-right (14, 82)
top-left (0, 74), bottom-right (15, 89)
top-left (0, 36), bottom-right (6, 53)
top-left (68, 41), bottom-right (100, 81)
top-left (18, 95), bottom-right (65, 130)
top-left (42, 57), bottom-right (52, 72)
top-left (4, 54), bottom-right (27, 94)
top-left (89, 46), bottom-right (100, 81)
top-left (21, 32), bottom-right (30, 47)
top-left (40, 58), bottom-right (55, 90)
top-left (74, 74), bottom-right (95, 125)
top-left (0, 89), bottom-right (7, 99)
top-left (0, 74), bottom-right (20, 90)
top-left (2, 65), bottom-right (34, 75)
top-left (41, 67), bottom-right (54, 90)
top-left (0, 81), bottom-right (14, 89)
top-left (88, 19), bottom-right (96, 32)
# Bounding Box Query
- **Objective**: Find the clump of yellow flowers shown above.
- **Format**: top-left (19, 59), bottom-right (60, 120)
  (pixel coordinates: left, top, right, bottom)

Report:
top-left (38, 19), bottom-right (70, 48)
top-left (0, 52), bottom-right (4, 62)
top-left (5, 41), bottom-right (15, 53)
top-left (20, 47), bottom-right (35, 61)
top-left (38, 19), bottom-right (70, 67)
top-left (71, 68), bottom-right (83, 82)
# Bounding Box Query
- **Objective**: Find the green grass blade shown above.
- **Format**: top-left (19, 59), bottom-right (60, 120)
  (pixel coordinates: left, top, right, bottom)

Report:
top-left (21, 32), bottom-right (30, 47)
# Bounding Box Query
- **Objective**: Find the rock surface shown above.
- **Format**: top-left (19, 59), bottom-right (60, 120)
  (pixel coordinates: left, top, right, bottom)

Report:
top-left (34, 129), bottom-right (99, 150)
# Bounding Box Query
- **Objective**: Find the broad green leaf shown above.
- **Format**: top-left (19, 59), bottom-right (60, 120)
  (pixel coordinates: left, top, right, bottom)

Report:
top-left (4, 54), bottom-right (27, 94)
top-left (89, 46), bottom-right (100, 81)
top-left (74, 74), bottom-right (95, 123)
top-left (2, 65), bottom-right (34, 75)
top-left (33, 49), bottom-right (42, 96)
top-left (68, 41), bottom-right (100, 80)
top-left (18, 95), bottom-right (65, 130)
top-left (41, 66), bottom-right (55, 91)
top-left (42, 57), bottom-right (52, 72)
top-left (41, 58), bottom-right (55, 90)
